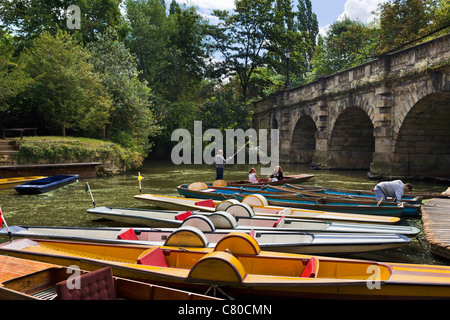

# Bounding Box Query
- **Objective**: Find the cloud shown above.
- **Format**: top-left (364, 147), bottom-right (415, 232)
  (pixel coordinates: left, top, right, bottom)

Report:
top-left (174, 0), bottom-right (235, 11)
top-left (338, 0), bottom-right (383, 23)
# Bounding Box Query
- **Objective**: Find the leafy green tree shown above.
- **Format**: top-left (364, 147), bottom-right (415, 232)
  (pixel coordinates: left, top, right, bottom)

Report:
top-left (308, 17), bottom-right (377, 79)
top-left (297, 0), bottom-right (319, 67)
top-left (378, 0), bottom-right (440, 52)
top-left (0, 30), bottom-right (28, 106)
top-left (199, 78), bottom-right (253, 132)
top-left (17, 31), bottom-right (111, 137)
top-left (125, 0), bottom-right (209, 156)
top-left (88, 28), bottom-right (160, 155)
top-left (207, 0), bottom-right (274, 102)
top-left (0, 0), bottom-right (126, 46)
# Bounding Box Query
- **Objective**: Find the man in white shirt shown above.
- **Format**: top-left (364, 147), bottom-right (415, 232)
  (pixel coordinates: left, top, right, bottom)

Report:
top-left (215, 150), bottom-right (232, 180)
top-left (374, 180), bottom-right (413, 204)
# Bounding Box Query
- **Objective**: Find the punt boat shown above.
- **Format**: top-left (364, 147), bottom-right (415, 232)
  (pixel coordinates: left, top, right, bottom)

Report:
top-left (0, 233), bottom-right (449, 299)
top-left (233, 193), bottom-right (407, 217)
top-left (226, 174), bottom-right (314, 186)
top-left (134, 194), bottom-right (401, 224)
top-left (0, 221), bottom-right (411, 254)
top-left (283, 183), bottom-right (446, 200)
top-left (86, 204), bottom-right (419, 236)
top-left (0, 176), bottom-right (46, 189)
top-left (281, 183), bottom-right (423, 205)
top-left (13, 174), bottom-right (79, 194)
top-left (177, 183), bottom-right (421, 216)
top-left (0, 255), bottom-right (218, 300)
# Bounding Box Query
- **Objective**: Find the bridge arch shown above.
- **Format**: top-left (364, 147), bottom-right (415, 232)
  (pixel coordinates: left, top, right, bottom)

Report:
top-left (289, 115), bottom-right (317, 163)
top-left (328, 107), bottom-right (375, 169)
top-left (393, 91), bottom-right (450, 177)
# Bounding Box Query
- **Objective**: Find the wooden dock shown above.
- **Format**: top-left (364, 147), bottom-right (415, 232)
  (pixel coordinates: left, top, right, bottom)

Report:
top-left (422, 198), bottom-right (450, 260)
top-left (0, 162), bottom-right (102, 179)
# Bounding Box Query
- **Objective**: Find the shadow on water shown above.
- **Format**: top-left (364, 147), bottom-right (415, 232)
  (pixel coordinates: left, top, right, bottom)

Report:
top-left (0, 159), bottom-right (449, 266)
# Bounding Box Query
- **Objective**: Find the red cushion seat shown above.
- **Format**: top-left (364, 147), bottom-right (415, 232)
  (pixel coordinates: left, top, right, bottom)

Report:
top-left (117, 228), bottom-right (138, 240)
top-left (137, 247), bottom-right (169, 267)
top-left (175, 211), bottom-right (192, 220)
top-left (56, 267), bottom-right (117, 300)
top-left (195, 199), bottom-right (215, 208)
top-left (300, 257), bottom-right (318, 278)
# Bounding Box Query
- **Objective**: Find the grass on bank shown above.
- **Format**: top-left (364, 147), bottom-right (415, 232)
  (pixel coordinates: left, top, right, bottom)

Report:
top-left (11, 136), bottom-right (144, 170)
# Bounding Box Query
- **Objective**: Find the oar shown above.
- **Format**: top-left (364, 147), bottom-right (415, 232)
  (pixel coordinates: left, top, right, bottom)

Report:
top-left (0, 207), bottom-right (13, 242)
top-left (85, 182), bottom-right (96, 208)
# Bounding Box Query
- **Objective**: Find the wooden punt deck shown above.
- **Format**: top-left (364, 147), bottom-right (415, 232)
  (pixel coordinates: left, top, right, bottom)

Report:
top-left (422, 198), bottom-right (450, 260)
top-left (0, 255), bottom-right (56, 284)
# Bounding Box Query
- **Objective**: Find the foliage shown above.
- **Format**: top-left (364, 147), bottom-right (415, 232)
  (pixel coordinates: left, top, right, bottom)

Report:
top-left (0, 30), bottom-right (32, 115)
top-left (308, 17), bottom-right (379, 79)
top-left (16, 31), bottom-right (111, 137)
top-left (378, 0), bottom-right (441, 53)
top-left (13, 136), bottom-right (143, 169)
top-left (198, 79), bottom-right (253, 131)
top-left (88, 27), bottom-right (160, 156)
top-left (0, 0), bottom-right (127, 46)
top-left (124, 0), bottom-right (209, 156)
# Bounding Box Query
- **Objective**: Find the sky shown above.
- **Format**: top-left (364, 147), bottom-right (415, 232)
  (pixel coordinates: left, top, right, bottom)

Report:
top-left (172, 0), bottom-right (385, 35)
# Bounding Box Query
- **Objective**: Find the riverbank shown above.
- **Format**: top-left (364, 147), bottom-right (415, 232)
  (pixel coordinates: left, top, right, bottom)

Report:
top-left (0, 136), bottom-right (144, 176)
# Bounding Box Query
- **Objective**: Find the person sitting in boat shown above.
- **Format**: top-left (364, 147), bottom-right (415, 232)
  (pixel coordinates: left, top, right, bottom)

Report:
top-left (373, 180), bottom-right (413, 204)
top-left (270, 166), bottom-right (284, 182)
top-left (248, 168), bottom-right (260, 183)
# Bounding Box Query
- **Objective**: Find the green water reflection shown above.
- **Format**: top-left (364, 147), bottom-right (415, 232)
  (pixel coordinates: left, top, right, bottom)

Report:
top-left (0, 160), bottom-right (448, 266)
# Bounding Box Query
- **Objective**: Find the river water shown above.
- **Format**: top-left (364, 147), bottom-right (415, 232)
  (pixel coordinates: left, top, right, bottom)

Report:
top-left (0, 160), bottom-right (449, 266)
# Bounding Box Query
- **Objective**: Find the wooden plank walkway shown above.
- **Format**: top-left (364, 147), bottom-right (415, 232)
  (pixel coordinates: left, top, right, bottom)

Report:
top-left (422, 198), bottom-right (450, 260)
top-left (0, 162), bottom-right (102, 178)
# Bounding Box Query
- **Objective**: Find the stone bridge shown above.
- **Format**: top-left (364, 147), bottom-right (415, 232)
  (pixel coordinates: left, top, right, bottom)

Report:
top-left (253, 34), bottom-right (450, 179)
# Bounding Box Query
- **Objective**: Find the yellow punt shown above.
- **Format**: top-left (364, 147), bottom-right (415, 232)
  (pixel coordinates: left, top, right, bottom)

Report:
top-left (0, 176), bottom-right (46, 189)
top-left (135, 193), bottom-right (400, 224)
top-left (0, 231), bottom-right (449, 300)
top-left (0, 255), bottom-right (218, 300)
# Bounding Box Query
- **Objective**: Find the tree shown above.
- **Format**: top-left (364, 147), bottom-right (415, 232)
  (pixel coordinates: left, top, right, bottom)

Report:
top-left (308, 17), bottom-right (377, 79)
top-left (265, 0), bottom-right (311, 87)
top-left (125, 0), bottom-right (209, 156)
top-left (0, 0), bottom-right (126, 47)
top-left (0, 30), bottom-right (28, 105)
top-left (207, 0), bottom-right (274, 102)
top-left (297, 0), bottom-right (319, 69)
top-left (378, 0), bottom-right (440, 52)
top-left (17, 31), bottom-right (111, 136)
top-left (88, 28), bottom-right (160, 155)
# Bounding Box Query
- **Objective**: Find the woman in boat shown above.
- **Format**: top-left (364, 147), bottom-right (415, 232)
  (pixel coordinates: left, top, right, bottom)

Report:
top-left (270, 166), bottom-right (284, 181)
top-left (248, 168), bottom-right (260, 183)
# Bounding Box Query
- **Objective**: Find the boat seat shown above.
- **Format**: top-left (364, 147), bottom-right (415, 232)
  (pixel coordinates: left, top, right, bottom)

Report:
top-left (180, 215), bottom-right (215, 232)
top-left (207, 211), bottom-right (237, 229)
top-left (117, 228), bottom-right (138, 240)
top-left (188, 182), bottom-right (208, 190)
top-left (300, 257), bottom-right (319, 278)
top-left (56, 267), bottom-right (117, 300)
top-left (195, 199), bottom-right (215, 208)
top-left (225, 203), bottom-right (255, 217)
top-left (175, 211), bottom-right (192, 221)
top-left (164, 226), bottom-right (208, 247)
top-left (215, 199), bottom-right (240, 211)
top-left (212, 180), bottom-right (227, 187)
top-left (137, 247), bottom-right (169, 267)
